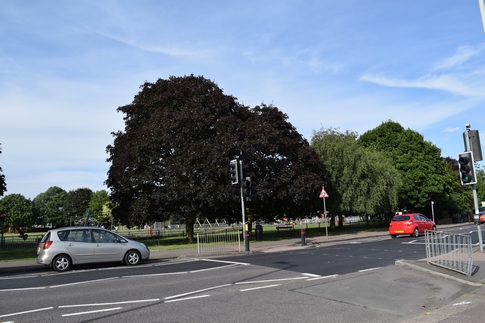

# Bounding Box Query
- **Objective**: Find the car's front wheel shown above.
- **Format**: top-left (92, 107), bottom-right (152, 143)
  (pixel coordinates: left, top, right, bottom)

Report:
top-left (124, 250), bottom-right (141, 266)
top-left (52, 254), bottom-right (72, 272)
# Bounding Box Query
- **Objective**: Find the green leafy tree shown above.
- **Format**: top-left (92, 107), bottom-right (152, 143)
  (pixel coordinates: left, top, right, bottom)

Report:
top-left (106, 75), bottom-right (324, 241)
top-left (63, 188), bottom-right (93, 225)
top-left (89, 190), bottom-right (111, 227)
top-left (0, 143), bottom-right (6, 196)
top-left (32, 186), bottom-right (67, 227)
top-left (311, 128), bottom-right (401, 226)
top-left (0, 194), bottom-right (34, 230)
top-left (359, 120), bottom-right (452, 218)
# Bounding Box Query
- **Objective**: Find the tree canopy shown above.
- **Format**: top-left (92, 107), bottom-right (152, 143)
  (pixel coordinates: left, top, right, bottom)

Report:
top-left (106, 75), bottom-right (324, 239)
top-left (359, 120), bottom-right (453, 215)
top-left (32, 186), bottom-right (67, 227)
top-left (311, 128), bottom-right (401, 221)
top-left (0, 193), bottom-right (33, 229)
top-left (63, 188), bottom-right (93, 225)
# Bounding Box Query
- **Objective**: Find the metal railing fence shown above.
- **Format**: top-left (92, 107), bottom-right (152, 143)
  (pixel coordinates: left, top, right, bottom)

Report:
top-left (197, 230), bottom-right (241, 255)
top-left (425, 230), bottom-right (474, 276)
top-left (0, 235), bottom-right (43, 250)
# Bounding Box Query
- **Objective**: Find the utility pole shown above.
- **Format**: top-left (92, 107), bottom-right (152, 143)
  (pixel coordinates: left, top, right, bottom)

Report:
top-left (479, 0), bottom-right (485, 34)
top-left (463, 124), bottom-right (483, 252)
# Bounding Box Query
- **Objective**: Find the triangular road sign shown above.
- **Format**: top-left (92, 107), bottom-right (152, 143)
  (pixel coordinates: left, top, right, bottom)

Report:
top-left (319, 187), bottom-right (328, 198)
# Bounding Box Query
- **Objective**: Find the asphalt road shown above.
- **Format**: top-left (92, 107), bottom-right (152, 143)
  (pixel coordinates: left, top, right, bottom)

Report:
top-left (0, 230), bottom-right (477, 323)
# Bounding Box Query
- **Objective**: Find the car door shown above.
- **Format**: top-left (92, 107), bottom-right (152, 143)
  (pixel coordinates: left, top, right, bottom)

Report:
top-left (420, 215), bottom-right (433, 231)
top-left (413, 214), bottom-right (425, 233)
top-left (92, 229), bottom-right (124, 262)
top-left (62, 229), bottom-right (95, 264)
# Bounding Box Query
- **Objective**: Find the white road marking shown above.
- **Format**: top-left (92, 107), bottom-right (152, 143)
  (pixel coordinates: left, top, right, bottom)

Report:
top-left (302, 273), bottom-right (320, 278)
top-left (358, 267), bottom-right (381, 272)
top-left (123, 271), bottom-right (188, 278)
top-left (190, 264), bottom-right (238, 273)
top-left (235, 277), bottom-right (307, 284)
top-left (199, 258), bottom-right (250, 266)
top-left (0, 286), bottom-right (46, 292)
top-left (240, 284), bottom-right (280, 292)
top-left (62, 307), bottom-right (122, 317)
top-left (164, 295), bottom-right (210, 303)
top-left (50, 277), bottom-right (118, 288)
top-left (164, 284), bottom-right (232, 300)
top-left (59, 299), bottom-right (160, 308)
top-left (0, 307), bottom-right (53, 318)
top-left (306, 274), bottom-right (339, 281)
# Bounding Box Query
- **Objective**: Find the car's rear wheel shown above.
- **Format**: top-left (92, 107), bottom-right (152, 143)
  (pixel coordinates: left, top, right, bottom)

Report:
top-left (124, 250), bottom-right (141, 266)
top-left (432, 226), bottom-right (437, 232)
top-left (52, 254), bottom-right (72, 272)
top-left (391, 234), bottom-right (397, 238)
top-left (412, 228), bottom-right (419, 237)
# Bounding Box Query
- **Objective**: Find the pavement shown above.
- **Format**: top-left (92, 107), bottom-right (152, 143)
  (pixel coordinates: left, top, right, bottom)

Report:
top-left (2, 224), bottom-right (485, 322)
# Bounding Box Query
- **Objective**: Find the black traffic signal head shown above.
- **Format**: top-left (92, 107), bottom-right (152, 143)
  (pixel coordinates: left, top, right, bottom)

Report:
top-left (229, 159), bottom-right (238, 184)
top-left (458, 151), bottom-right (477, 185)
top-left (242, 177), bottom-right (257, 201)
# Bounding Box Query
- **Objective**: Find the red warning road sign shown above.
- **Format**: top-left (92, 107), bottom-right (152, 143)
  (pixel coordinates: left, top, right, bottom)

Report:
top-left (319, 187), bottom-right (328, 198)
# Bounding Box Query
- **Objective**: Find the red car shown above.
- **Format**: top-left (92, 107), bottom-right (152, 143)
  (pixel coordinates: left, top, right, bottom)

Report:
top-left (389, 213), bottom-right (437, 238)
top-left (479, 207), bottom-right (485, 224)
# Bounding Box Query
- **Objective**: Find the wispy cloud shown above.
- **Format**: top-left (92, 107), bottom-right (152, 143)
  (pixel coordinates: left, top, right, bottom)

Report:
top-left (431, 46), bottom-right (483, 71)
top-left (360, 73), bottom-right (485, 98)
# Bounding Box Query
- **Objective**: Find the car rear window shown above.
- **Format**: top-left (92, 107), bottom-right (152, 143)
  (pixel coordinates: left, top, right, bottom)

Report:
top-left (40, 232), bottom-right (51, 243)
top-left (392, 215), bottom-right (410, 221)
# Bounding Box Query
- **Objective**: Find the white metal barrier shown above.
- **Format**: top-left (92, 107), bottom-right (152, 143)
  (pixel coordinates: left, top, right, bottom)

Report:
top-left (425, 230), bottom-right (474, 276)
top-left (197, 230), bottom-right (241, 254)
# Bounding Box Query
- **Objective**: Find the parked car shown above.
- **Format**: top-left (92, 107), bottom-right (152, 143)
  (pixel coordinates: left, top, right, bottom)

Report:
top-left (388, 212), bottom-right (436, 238)
top-left (37, 227), bottom-right (150, 272)
top-left (479, 206), bottom-right (485, 224)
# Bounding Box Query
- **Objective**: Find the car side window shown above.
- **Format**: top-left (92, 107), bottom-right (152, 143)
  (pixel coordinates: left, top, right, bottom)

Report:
top-left (65, 229), bottom-right (92, 243)
top-left (93, 230), bottom-right (118, 243)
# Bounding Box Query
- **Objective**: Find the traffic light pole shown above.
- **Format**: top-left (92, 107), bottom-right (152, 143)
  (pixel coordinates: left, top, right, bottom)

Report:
top-left (464, 127), bottom-right (483, 252)
top-left (239, 160), bottom-right (250, 252)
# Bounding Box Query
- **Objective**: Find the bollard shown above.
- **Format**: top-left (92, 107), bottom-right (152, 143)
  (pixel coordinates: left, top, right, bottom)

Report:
top-left (301, 228), bottom-right (306, 246)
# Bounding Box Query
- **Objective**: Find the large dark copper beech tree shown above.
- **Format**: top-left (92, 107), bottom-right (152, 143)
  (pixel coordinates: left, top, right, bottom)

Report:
top-left (105, 75), bottom-right (324, 241)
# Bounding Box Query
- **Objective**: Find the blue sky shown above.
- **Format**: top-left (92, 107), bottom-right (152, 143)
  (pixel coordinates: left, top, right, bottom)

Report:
top-left (1, 1), bottom-right (485, 200)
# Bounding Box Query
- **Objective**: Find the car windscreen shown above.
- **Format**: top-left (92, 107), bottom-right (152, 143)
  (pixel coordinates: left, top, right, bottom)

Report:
top-left (392, 215), bottom-right (410, 222)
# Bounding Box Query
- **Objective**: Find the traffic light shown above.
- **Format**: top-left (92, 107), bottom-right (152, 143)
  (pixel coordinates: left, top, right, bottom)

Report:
top-left (229, 159), bottom-right (238, 184)
top-left (458, 151), bottom-right (477, 185)
top-left (242, 177), bottom-right (256, 201)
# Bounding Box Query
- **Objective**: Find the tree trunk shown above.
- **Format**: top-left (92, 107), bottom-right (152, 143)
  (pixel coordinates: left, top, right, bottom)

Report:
top-left (184, 213), bottom-right (195, 243)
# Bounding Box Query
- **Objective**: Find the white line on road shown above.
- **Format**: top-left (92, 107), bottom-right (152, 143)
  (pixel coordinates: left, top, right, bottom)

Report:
top-left (59, 299), bottom-right (160, 308)
top-left (301, 273), bottom-right (320, 278)
top-left (235, 277), bottom-right (307, 284)
top-left (190, 264), bottom-right (238, 273)
top-left (164, 284), bottom-right (232, 300)
top-left (164, 295), bottom-right (211, 303)
top-left (62, 307), bottom-right (122, 317)
top-left (49, 277), bottom-right (119, 288)
top-left (0, 307), bottom-right (53, 318)
top-left (123, 271), bottom-right (188, 278)
top-left (358, 267), bottom-right (381, 273)
top-left (0, 286), bottom-right (46, 292)
top-left (199, 258), bottom-right (251, 266)
top-left (240, 284), bottom-right (281, 292)
top-left (306, 274), bottom-right (339, 281)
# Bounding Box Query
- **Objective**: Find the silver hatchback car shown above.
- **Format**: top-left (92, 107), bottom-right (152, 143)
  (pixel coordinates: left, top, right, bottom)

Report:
top-left (37, 227), bottom-right (150, 272)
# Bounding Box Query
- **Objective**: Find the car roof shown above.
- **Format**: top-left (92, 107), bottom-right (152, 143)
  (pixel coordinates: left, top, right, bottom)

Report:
top-left (49, 226), bottom-right (109, 231)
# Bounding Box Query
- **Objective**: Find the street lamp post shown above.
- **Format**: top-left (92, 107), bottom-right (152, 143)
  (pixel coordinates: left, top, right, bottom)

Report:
top-left (431, 201), bottom-right (435, 223)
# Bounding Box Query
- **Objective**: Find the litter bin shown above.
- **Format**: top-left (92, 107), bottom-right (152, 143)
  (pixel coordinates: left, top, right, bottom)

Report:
top-left (255, 224), bottom-right (263, 241)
